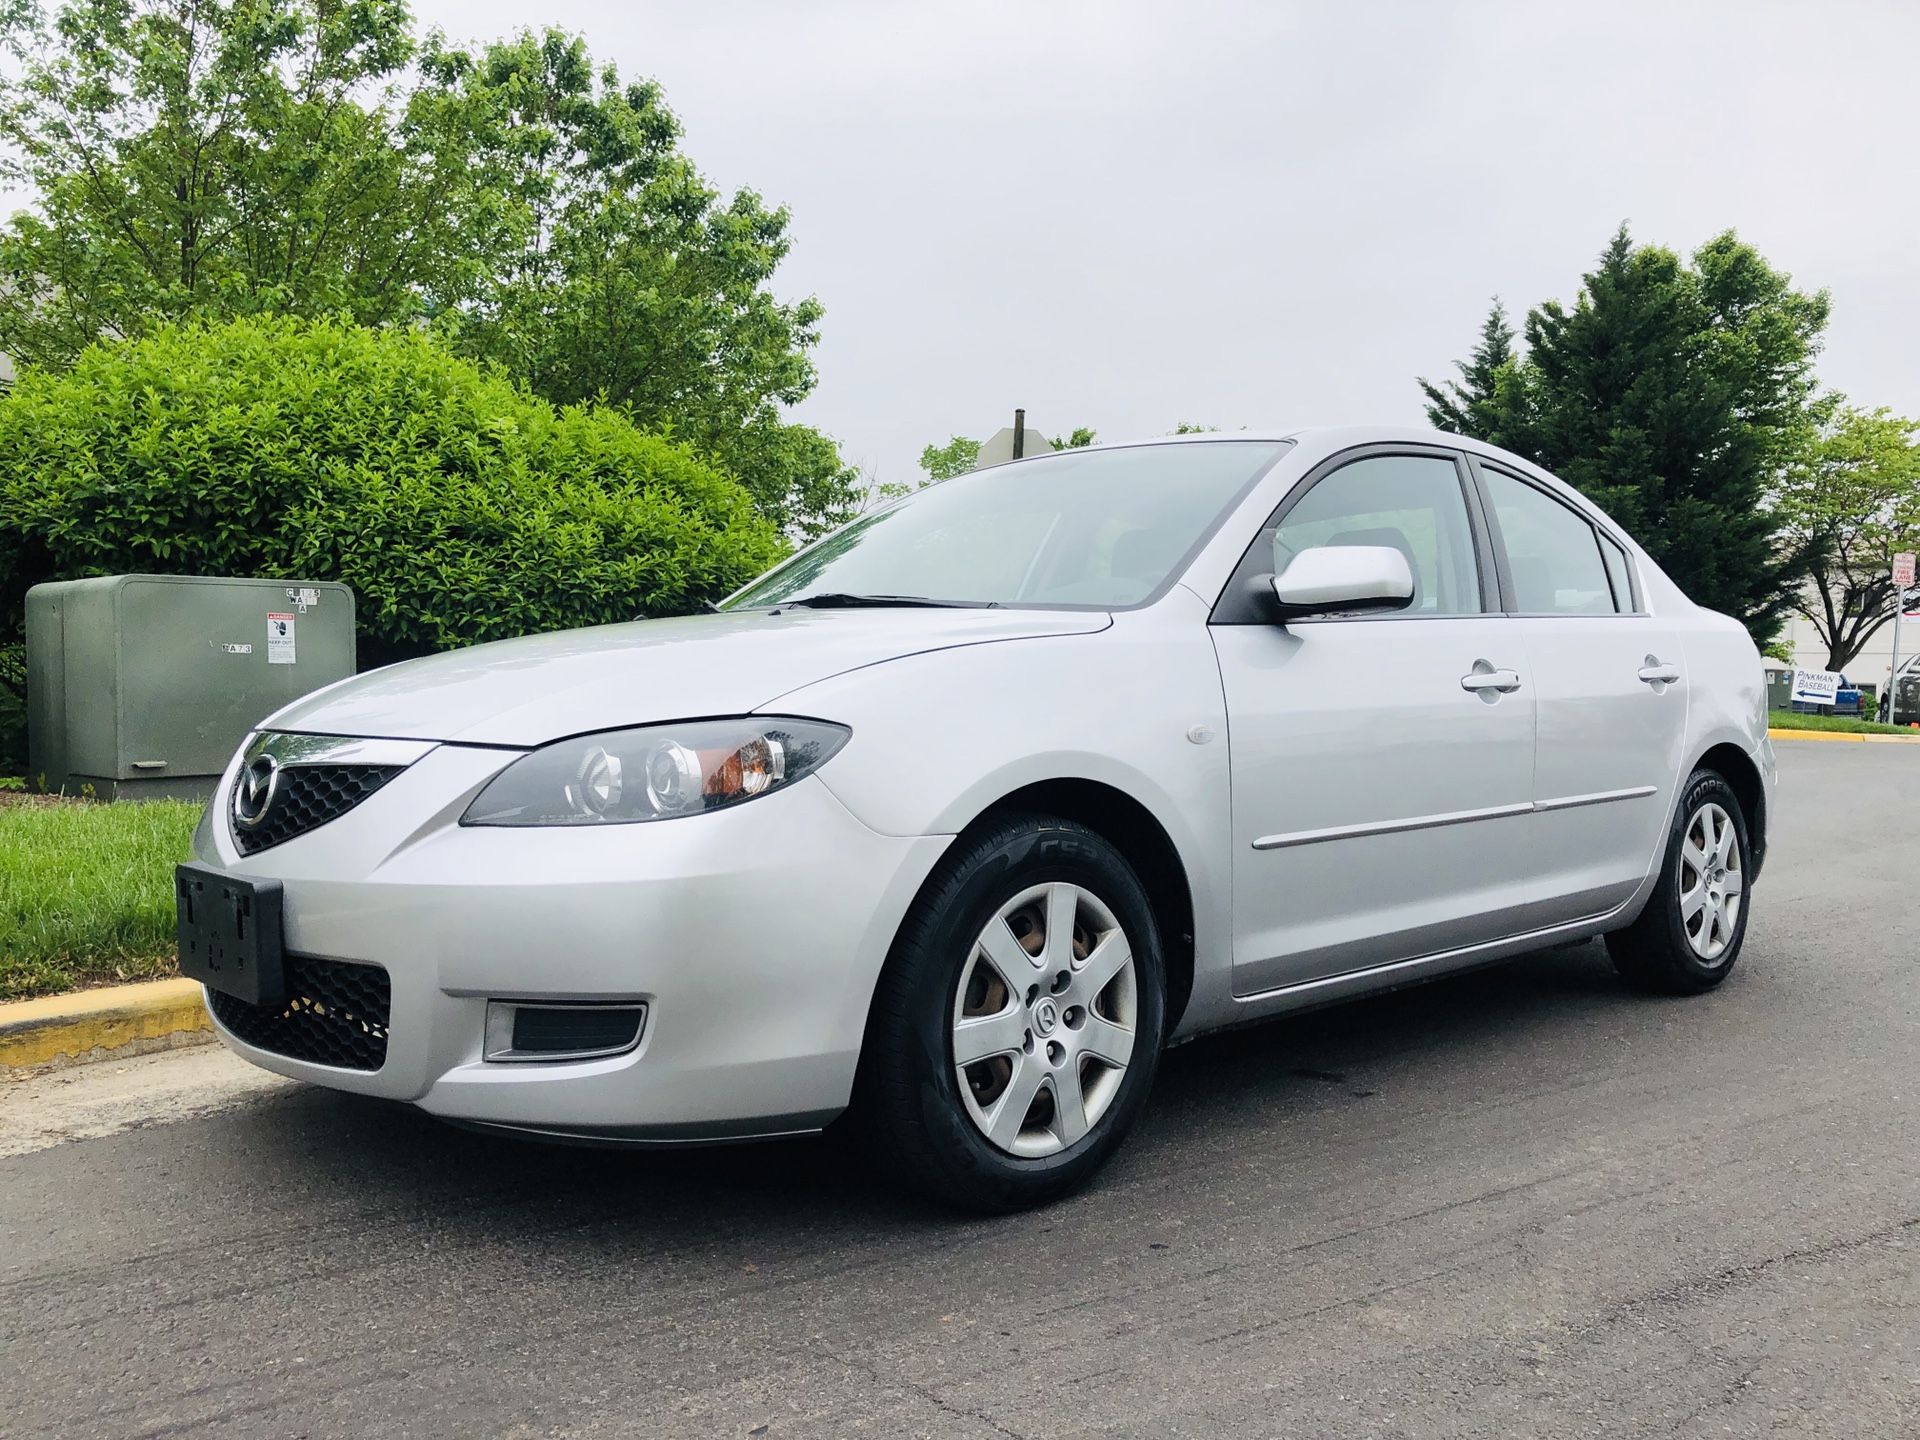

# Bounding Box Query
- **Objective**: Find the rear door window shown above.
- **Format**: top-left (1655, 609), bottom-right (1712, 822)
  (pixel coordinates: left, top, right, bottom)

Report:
top-left (1481, 469), bottom-right (1617, 615)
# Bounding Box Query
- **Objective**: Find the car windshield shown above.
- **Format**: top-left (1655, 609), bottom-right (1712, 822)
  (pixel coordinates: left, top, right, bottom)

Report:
top-left (726, 440), bottom-right (1288, 610)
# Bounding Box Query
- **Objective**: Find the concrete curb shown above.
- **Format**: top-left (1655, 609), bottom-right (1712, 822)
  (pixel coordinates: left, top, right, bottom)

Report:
top-left (0, 978), bottom-right (213, 1074)
top-left (1768, 726), bottom-right (1920, 744)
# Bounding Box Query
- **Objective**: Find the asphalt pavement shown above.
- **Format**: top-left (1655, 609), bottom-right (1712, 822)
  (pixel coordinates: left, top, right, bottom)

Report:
top-left (2, 742), bottom-right (1916, 1439)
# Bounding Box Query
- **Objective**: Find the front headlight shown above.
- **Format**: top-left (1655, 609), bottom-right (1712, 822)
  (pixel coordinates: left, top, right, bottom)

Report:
top-left (462, 717), bottom-right (851, 827)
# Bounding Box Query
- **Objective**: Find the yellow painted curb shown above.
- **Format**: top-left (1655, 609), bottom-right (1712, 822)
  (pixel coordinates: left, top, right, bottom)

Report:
top-left (0, 977), bottom-right (212, 1072)
top-left (1767, 727), bottom-right (1920, 744)
top-left (1766, 725), bottom-right (1920, 748)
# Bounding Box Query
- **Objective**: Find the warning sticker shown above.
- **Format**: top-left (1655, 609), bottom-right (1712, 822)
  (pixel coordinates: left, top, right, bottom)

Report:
top-left (266, 612), bottom-right (296, 665)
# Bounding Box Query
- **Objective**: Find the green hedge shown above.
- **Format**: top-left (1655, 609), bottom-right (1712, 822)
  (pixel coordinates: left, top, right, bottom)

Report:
top-left (0, 644), bottom-right (22, 775)
top-left (0, 316), bottom-right (788, 683)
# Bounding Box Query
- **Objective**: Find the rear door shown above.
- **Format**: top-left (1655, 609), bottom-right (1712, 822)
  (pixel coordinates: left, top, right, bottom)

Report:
top-left (1210, 446), bottom-right (1540, 996)
top-left (1471, 462), bottom-right (1689, 926)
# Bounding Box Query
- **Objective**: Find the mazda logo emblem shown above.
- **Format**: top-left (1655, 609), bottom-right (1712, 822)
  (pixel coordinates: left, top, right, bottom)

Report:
top-left (233, 755), bottom-right (280, 830)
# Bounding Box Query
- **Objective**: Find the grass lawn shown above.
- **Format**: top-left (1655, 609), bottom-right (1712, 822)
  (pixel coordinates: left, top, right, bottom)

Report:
top-left (0, 793), bottom-right (199, 1001)
top-left (1768, 709), bottom-right (1915, 735)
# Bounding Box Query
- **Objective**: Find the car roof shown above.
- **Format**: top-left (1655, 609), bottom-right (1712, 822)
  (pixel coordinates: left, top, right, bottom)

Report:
top-left (1058, 425), bottom-right (1490, 453)
top-left (1048, 425), bottom-right (1610, 494)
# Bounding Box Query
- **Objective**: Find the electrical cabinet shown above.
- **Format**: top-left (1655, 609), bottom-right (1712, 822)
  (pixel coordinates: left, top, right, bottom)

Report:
top-left (25, 575), bottom-right (355, 799)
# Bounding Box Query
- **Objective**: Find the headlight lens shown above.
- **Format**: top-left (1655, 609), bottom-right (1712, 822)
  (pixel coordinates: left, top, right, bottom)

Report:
top-left (461, 718), bottom-right (850, 827)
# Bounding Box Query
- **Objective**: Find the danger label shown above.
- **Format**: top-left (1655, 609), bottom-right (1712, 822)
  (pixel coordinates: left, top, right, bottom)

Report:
top-left (266, 612), bottom-right (296, 665)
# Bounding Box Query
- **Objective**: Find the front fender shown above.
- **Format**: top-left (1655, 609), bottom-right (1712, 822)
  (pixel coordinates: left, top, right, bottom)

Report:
top-left (760, 603), bottom-right (1235, 1020)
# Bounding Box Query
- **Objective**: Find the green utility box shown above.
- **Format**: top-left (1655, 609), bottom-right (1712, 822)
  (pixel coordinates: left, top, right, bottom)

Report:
top-left (1765, 668), bottom-right (1794, 713)
top-left (26, 575), bottom-right (356, 799)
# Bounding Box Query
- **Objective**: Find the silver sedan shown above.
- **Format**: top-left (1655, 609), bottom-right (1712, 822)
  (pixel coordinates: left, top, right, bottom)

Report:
top-left (180, 428), bottom-right (1774, 1210)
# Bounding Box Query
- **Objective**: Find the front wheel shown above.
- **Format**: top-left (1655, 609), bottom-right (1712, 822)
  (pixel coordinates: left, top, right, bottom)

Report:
top-left (855, 814), bottom-right (1166, 1212)
top-left (1606, 769), bottom-right (1751, 994)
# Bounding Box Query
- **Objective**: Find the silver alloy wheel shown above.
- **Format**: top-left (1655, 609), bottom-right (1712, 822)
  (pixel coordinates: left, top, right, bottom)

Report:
top-left (1678, 800), bottom-right (1743, 962)
top-left (951, 882), bottom-right (1139, 1158)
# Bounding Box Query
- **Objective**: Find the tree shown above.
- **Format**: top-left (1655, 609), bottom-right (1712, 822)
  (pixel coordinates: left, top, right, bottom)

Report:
top-left (918, 435), bottom-right (982, 483)
top-left (1420, 227), bottom-right (1830, 642)
top-left (0, 317), bottom-right (785, 665)
top-left (0, 0), bottom-right (496, 362)
top-left (916, 425), bottom-right (1096, 486)
top-left (1418, 300), bottom-right (1515, 436)
top-left (0, 7), bottom-right (859, 536)
top-left (1774, 406), bottom-right (1920, 670)
top-left (421, 29), bottom-right (857, 536)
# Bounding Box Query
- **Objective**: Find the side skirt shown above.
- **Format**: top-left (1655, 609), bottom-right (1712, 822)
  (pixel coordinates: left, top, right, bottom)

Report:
top-left (1216, 903), bottom-right (1638, 1027)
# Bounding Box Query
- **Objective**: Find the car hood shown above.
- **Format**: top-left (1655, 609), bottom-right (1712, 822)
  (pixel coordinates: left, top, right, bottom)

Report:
top-left (264, 608), bottom-right (1112, 746)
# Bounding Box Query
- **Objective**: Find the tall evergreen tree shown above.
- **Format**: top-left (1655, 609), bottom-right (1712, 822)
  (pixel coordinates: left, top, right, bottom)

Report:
top-left (1419, 228), bottom-right (1829, 642)
top-left (1521, 228), bottom-right (1827, 640)
top-left (1418, 299), bottom-right (1514, 437)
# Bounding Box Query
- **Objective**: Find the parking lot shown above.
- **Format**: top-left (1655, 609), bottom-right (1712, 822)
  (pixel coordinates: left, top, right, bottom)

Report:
top-left (2, 741), bottom-right (1916, 1439)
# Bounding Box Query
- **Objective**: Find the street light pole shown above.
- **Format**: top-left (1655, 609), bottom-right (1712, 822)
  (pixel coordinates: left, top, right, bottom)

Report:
top-left (1892, 603), bottom-right (1904, 723)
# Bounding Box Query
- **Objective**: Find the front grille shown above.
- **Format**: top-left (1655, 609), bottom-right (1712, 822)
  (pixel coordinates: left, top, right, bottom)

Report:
top-left (209, 955), bottom-right (391, 1071)
top-left (232, 765), bottom-right (402, 855)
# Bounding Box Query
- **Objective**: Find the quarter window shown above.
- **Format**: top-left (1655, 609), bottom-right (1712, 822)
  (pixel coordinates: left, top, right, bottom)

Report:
top-left (1270, 455), bottom-right (1483, 616)
top-left (1481, 470), bottom-right (1616, 615)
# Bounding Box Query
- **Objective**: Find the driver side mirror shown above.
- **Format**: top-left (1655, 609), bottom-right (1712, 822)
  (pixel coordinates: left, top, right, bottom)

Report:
top-left (1266, 545), bottom-right (1414, 621)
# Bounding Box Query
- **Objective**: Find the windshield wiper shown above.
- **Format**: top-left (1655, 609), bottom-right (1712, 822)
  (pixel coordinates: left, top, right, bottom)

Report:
top-left (776, 592), bottom-right (994, 610)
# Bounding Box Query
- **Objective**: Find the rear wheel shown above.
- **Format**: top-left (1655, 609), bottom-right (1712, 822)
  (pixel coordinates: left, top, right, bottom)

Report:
top-left (1607, 769), bottom-right (1750, 994)
top-left (856, 813), bottom-right (1166, 1212)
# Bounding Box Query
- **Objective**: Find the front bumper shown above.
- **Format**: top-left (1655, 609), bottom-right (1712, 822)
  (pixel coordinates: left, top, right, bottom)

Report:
top-left (1753, 732), bottom-right (1778, 879)
top-left (195, 742), bottom-right (949, 1139)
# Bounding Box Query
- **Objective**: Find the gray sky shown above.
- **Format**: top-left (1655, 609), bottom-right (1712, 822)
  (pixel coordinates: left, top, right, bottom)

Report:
top-left (422, 0), bottom-right (1920, 489)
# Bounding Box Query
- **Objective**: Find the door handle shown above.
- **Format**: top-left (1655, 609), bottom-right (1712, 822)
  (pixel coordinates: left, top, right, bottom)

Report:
top-left (1460, 665), bottom-right (1522, 693)
top-left (1638, 658), bottom-right (1681, 685)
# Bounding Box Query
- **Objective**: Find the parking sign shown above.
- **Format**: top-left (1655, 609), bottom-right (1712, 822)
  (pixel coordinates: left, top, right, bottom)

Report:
top-left (1896, 552), bottom-right (1916, 589)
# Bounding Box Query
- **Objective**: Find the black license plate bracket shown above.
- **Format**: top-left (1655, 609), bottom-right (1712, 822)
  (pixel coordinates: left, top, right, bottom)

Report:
top-left (175, 862), bottom-right (286, 1006)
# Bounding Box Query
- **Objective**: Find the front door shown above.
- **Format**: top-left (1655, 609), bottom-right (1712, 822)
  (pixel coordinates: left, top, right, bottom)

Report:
top-left (1211, 449), bottom-right (1540, 996)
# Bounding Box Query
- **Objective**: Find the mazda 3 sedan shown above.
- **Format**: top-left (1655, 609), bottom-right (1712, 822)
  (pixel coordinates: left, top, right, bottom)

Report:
top-left (180, 428), bottom-right (1773, 1210)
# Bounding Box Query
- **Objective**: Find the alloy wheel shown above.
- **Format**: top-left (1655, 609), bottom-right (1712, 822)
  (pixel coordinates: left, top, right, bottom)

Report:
top-left (1678, 801), bottom-right (1743, 962)
top-left (950, 882), bottom-right (1139, 1158)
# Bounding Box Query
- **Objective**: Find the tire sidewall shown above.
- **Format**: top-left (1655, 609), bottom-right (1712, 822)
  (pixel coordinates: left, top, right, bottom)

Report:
top-left (1652, 772), bottom-right (1752, 983)
top-left (900, 819), bottom-right (1166, 1194)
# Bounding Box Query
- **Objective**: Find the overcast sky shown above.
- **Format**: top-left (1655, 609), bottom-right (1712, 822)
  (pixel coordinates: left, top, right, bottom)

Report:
top-left (419, 0), bottom-right (1919, 488)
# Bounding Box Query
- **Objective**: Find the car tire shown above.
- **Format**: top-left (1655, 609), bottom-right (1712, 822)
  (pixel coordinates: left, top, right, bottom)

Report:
top-left (855, 812), bottom-right (1167, 1212)
top-left (1606, 769), bottom-right (1752, 995)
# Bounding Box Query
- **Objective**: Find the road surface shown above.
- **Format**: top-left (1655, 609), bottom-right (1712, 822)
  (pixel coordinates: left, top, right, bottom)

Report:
top-left (2, 742), bottom-right (1916, 1438)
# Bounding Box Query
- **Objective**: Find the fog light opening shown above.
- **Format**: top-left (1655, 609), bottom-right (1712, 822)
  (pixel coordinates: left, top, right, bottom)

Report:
top-left (483, 1001), bottom-right (648, 1063)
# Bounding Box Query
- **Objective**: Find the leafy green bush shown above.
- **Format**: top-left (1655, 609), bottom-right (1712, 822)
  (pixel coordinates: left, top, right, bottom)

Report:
top-left (0, 643), bottom-right (23, 776)
top-left (0, 316), bottom-right (787, 662)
